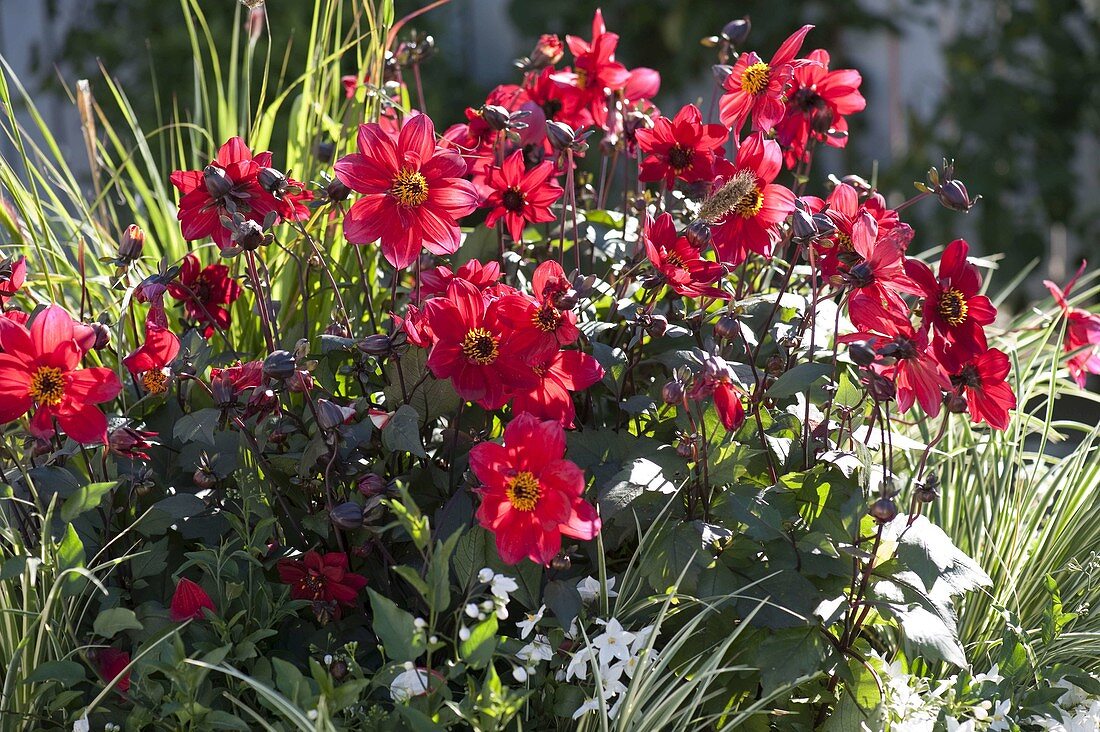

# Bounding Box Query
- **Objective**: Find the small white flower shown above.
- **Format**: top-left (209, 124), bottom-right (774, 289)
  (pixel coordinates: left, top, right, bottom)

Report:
top-left (576, 575), bottom-right (617, 603)
top-left (512, 665), bottom-right (528, 683)
top-left (464, 603), bottom-right (479, 618)
top-left (517, 605), bottom-right (545, 639)
top-left (565, 645), bottom-right (596, 681)
top-left (517, 636), bottom-right (554, 666)
top-left (428, 635), bottom-right (438, 644)
top-left (390, 668), bottom-right (431, 702)
top-left (72, 718), bottom-right (90, 732)
top-left (572, 697), bottom-right (601, 720)
top-left (459, 625), bottom-right (471, 642)
top-left (480, 600), bottom-right (495, 612)
top-left (307, 710), bottom-right (319, 721)
top-left (972, 664), bottom-right (1003, 685)
top-left (944, 718), bottom-right (975, 732)
top-left (413, 617), bottom-right (427, 630)
top-left (592, 618), bottom-right (635, 667)
top-left (988, 699), bottom-right (1011, 731)
top-left (495, 603), bottom-right (509, 620)
top-left (478, 567), bottom-right (495, 583)
top-left (323, 654), bottom-right (334, 665)
top-left (489, 573), bottom-right (518, 600)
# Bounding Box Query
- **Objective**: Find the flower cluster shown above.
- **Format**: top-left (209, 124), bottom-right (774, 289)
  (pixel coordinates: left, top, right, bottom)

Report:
top-left (565, 617), bottom-right (658, 720)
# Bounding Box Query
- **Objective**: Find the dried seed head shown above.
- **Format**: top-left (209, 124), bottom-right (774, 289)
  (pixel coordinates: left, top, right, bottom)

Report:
top-left (698, 170), bottom-right (758, 223)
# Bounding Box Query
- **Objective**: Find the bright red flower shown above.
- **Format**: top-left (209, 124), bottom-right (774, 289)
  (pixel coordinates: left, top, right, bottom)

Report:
top-left (643, 213), bottom-right (727, 299)
top-left (495, 260), bottom-right (580, 358)
top-left (0, 255), bottom-right (26, 307)
top-left (905, 239), bottom-right (997, 361)
top-left (0, 305), bottom-right (121, 444)
top-left (844, 214), bottom-right (919, 332)
top-left (169, 137), bottom-right (285, 251)
top-left (775, 49), bottom-right (866, 168)
top-left (719, 25), bottom-right (814, 132)
top-left (123, 311), bottom-right (181, 396)
top-left (425, 280), bottom-right (541, 409)
top-left (277, 551), bottom-right (367, 618)
top-left (95, 648), bottom-right (131, 695)
top-left (557, 9), bottom-right (632, 126)
top-left (484, 150), bottom-right (563, 242)
top-left (1044, 262), bottom-right (1100, 388)
top-left (949, 348), bottom-right (1016, 431)
top-left (470, 413), bottom-right (600, 565)
top-left (334, 115), bottom-right (481, 269)
top-left (810, 184), bottom-right (899, 278)
top-left (636, 104), bottom-right (728, 186)
top-left (418, 259), bottom-right (502, 299)
top-left (167, 254), bottom-right (242, 338)
top-left (714, 381), bottom-right (747, 431)
top-left (707, 133), bottom-right (796, 266)
top-left (512, 350), bottom-right (604, 428)
top-left (523, 68), bottom-right (593, 135)
top-left (865, 321), bottom-right (951, 417)
top-left (169, 577), bottom-right (217, 622)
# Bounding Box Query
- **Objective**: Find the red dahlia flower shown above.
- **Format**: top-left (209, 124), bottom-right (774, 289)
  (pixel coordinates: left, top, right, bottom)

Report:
top-left (170, 137), bottom-right (289, 251)
top-left (1044, 262), bottom-right (1100, 388)
top-left (867, 322), bottom-right (951, 417)
top-left (484, 150), bottom-right (563, 242)
top-left (719, 25), bottom-right (814, 132)
top-left (0, 305), bottom-right (122, 444)
top-left (706, 133), bottom-right (796, 266)
top-left (277, 550), bottom-right (367, 618)
top-left (123, 312), bottom-right (181, 396)
top-left (524, 67), bottom-right (593, 133)
top-left (496, 260), bottom-right (579, 357)
top-left (470, 413), bottom-right (600, 565)
top-left (844, 214), bottom-right (919, 332)
top-left (334, 114), bottom-right (481, 269)
top-left (557, 10), bottom-right (632, 126)
top-left (167, 254), bottom-right (242, 338)
top-left (418, 259), bottom-right (502, 299)
top-left (425, 280), bottom-right (540, 409)
top-left (512, 350), bottom-right (604, 428)
top-left (169, 577), bottom-right (217, 622)
top-left (775, 49), bottom-right (866, 168)
top-left (949, 348), bottom-right (1016, 431)
top-left (810, 183), bottom-right (899, 278)
top-left (905, 239), bottom-right (996, 361)
top-left (636, 104), bottom-right (729, 186)
top-left (643, 213), bottom-right (727, 299)
top-left (95, 648), bottom-right (131, 695)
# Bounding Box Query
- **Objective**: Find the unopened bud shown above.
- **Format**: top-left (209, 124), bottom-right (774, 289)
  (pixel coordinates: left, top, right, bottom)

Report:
top-left (203, 165), bottom-right (233, 199)
top-left (88, 321), bottom-right (112, 350)
top-left (869, 497), bottom-right (898, 523)
top-left (545, 121), bottom-right (576, 151)
top-left (357, 473), bottom-right (385, 496)
top-left (714, 314), bottom-right (739, 340)
top-left (662, 380), bottom-right (685, 405)
top-left (720, 17), bottom-right (751, 46)
top-left (329, 658), bottom-right (349, 680)
top-left (530, 34), bottom-right (564, 68)
top-left (263, 350), bottom-right (297, 380)
top-left (937, 179), bottom-right (979, 213)
top-left (325, 178), bottom-right (351, 203)
top-left (357, 333), bottom-right (393, 357)
top-left (316, 399), bottom-right (356, 431)
top-left (946, 392), bottom-right (968, 414)
top-left (684, 220), bottom-right (712, 250)
top-left (646, 314), bottom-right (668, 338)
top-left (550, 554), bottom-right (571, 572)
top-left (480, 105), bottom-right (513, 132)
top-left (193, 467), bottom-right (217, 489)
top-left (118, 224), bottom-right (145, 264)
top-left (330, 502), bottom-right (364, 531)
top-left (849, 341), bottom-right (877, 368)
top-left (258, 167), bottom-right (287, 196)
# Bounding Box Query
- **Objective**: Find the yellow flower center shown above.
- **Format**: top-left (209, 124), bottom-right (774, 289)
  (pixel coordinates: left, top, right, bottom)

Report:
top-left (506, 471), bottom-right (542, 512)
top-left (576, 68), bottom-right (589, 89)
top-left (733, 186), bottom-right (765, 218)
top-left (29, 366), bottom-right (65, 406)
top-left (461, 328), bottom-right (499, 365)
top-left (938, 288), bottom-right (969, 327)
top-left (532, 305), bottom-right (561, 333)
top-left (740, 62), bottom-right (771, 96)
top-left (142, 370), bottom-right (169, 394)
top-left (390, 168), bottom-right (429, 207)
top-left (835, 233), bottom-right (853, 252)
top-left (665, 250), bottom-right (687, 269)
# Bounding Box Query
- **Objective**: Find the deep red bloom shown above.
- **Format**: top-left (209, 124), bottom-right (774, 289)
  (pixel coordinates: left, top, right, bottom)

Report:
top-left (719, 25), bottom-right (814, 132)
top-left (714, 381), bottom-right (747, 431)
top-left (0, 305), bottom-right (121, 444)
top-left (170, 137), bottom-right (287, 251)
top-left (167, 254), bottom-right (242, 338)
top-left (108, 426), bottom-right (157, 461)
top-left (949, 348), bottom-right (1016, 431)
top-left (906, 239), bottom-right (997, 361)
top-left (169, 577), bottom-right (217, 622)
top-left (0, 255), bottom-right (26, 307)
top-left (636, 104), bottom-right (728, 186)
top-left (556, 9), bottom-right (632, 126)
top-left (523, 68), bottom-right (593, 134)
top-left (425, 280), bottom-right (541, 409)
top-left (334, 115), bottom-right (481, 269)
top-left (708, 134), bottom-right (796, 266)
top-left (775, 49), bottom-right (866, 168)
top-left (810, 184), bottom-right (899, 278)
top-left (867, 322), bottom-right (951, 417)
top-left (845, 214), bottom-right (920, 332)
top-left (484, 150), bottom-right (563, 242)
top-left (95, 648), bottom-right (131, 695)
top-left (277, 551), bottom-right (367, 617)
top-left (643, 213), bottom-right (727, 299)
top-left (496, 260), bottom-right (580, 357)
top-left (470, 413), bottom-right (600, 565)
top-left (123, 311), bottom-right (181, 396)
top-left (1044, 262), bottom-right (1100, 388)
top-left (418, 259), bottom-right (502, 299)
top-left (512, 350), bottom-right (604, 428)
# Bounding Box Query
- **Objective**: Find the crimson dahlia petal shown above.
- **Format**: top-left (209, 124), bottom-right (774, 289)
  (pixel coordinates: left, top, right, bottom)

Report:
top-left (719, 25), bottom-right (814, 132)
top-left (483, 150), bottom-right (563, 243)
top-left (169, 577), bottom-right (217, 622)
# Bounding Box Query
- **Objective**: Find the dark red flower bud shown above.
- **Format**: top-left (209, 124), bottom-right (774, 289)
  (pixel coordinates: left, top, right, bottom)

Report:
top-left (258, 167), bottom-right (288, 196)
top-left (325, 177), bottom-right (351, 203)
top-left (662, 379), bottom-right (685, 405)
top-left (937, 179), bottom-right (978, 213)
top-left (714, 314), bottom-right (739, 341)
top-left (869, 497), bottom-right (898, 523)
top-left (720, 17), bottom-right (751, 46)
top-left (316, 399), bottom-right (356, 431)
top-left (109, 426), bottom-right (157, 461)
top-left (545, 121), bottom-right (576, 151)
top-left (263, 350), bottom-right (297, 381)
top-left (169, 577), bottom-right (217, 621)
top-left (684, 220), bottom-right (712, 250)
top-left (329, 658), bottom-right (349, 680)
top-left (849, 341), bottom-right (877, 367)
top-left (193, 467), bottom-right (217, 489)
top-left (118, 224), bottom-right (145, 265)
top-left (315, 140), bottom-right (335, 163)
top-left (946, 392), bottom-right (969, 414)
top-left (358, 333), bottom-right (393, 357)
top-left (203, 165), bottom-right (234, 199)
top-left (357, 473), bottom-right (385, 496)
top-left (330, 502), bottom-right (364, 531)
top-left (865, 371), bottom-right (896, 403)
top-left (646, 314), bottom-right (668, 338)
top-left (88, 321), bottom-right (112, 351)
top-left (550, 553), bottom-right (571, 571)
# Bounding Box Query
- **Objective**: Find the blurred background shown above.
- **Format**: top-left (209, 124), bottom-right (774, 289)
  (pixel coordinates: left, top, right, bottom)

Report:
top-left (3, 0), bottom-right (1098, 301)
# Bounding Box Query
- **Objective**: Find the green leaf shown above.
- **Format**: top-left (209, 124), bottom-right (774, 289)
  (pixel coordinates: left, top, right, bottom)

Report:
top-left (367, 588), bottom-right (424, 663)
top-left (154, 493), bottom-right (206, 520)
top-left (767, 363), bottom-right (833, 399)
top-left (57, 524), bottom-right (85, 584)
top-left (598, 457), bottom-right (676, 520)
top-left (870, 574), bottom-right (967, 666)
top-left (383, 347), bottom-right (461, 423)
top-left (382, 404), bottom-right (428, 457)
top-left (889, 516), bottom-right (991, 598)
top-left (459, 614), bottom-right (498, 669)
top-left (752, 627), bottom-right (828, 692)
top-left (60, 481), bottom-right (116, 522)
top-left (23, 660), bottom-right (85, 686)
top-left (93, 607), bottom-right (143, 638)
top-left (174, 408), bottom-right (221, 446)
top-left (426, 530), bottom-right (462, 613)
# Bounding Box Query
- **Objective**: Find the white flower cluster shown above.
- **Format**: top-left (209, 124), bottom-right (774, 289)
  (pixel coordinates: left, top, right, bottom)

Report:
top-left (1024, 680), bottom-right (1100, 731)
top-left (459, 568), bottom-right (519, 645)
top-left (564, 617), bottom-right (657, 720)
top-left (883, 660), bottom-right (1010, 731)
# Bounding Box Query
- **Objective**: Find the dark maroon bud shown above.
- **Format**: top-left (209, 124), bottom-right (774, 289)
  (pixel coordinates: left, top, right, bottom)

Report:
top-left (684, 220), bottom-right (712, 250)
top-left (325, 177), bottom-right (351, 203)
top-left (203, 165), bottom-right (234, 199)
top-left (865, 372), bottom-right (896, 403)
top-left (916, 475), bottom-right (940, 503)
top-left (849, 341), bottom-right (877, 367)
top-left (766, 355), bottom-right (785, 376)
top-left (811, 213), bottom-right (836, 237)
top-left (88, 322), bottom-right (112, 351)
top-left (946, 392), bottom-right (968, 414)
top-left (109, 426), bottom-right (157, 460)
top-left (938, 179), bottom-right (979, 213)
top-left (714, 314), bottom-right (739, 340)
top-left (193, 467), bottom-right (218, 489)
top-left (263, 350), bottom-right (297, 381)
top-left (357, 334), bottom-right (393, 357)
top-left (330, 502), bottom-right (364, 531)
top-left (646, 314), bottom-right (668, 338)
top-left (329, 658), bottom-right (349, 680)
top-left (118, 224), bottom-right (145, 265)
top-left (839, 174), bottom-right (872, 194)
top-left (258, 167), bottom-right (288, 196)
top-left (316, 399), bottom-right (355, 431)
top-left (315, 140), bottom-right (335, 163)
top-left (545, 120), bottom-right (576, 151)
top-left (357, 473), bottom-right (385, 496)
top-left (811, 107), bottom-right (836, 136)
top-left (720, 17), bottom-right (751, 46)
top-left (869, 497), bottom-right (898, 523)
top-left (848, 262), bottom-right (873, 288)
top-left (211, 371), bottom-right (237, 407)
top-left (662, 380), bottom-right (685, 405)
top-left (480, 105), bottom-right (513, 132)
top-left (550, 554), bottom-right (571, 572)
top-left (791, 207), bottom-right (819, 243)
top-left (676, 438), bottom-right (697, 460)
top-left (712, 64), bottom-right (733, 86)
top-left (324, 321), bottom-right (351, 338)
top-left (227, 218), bottom-right (268, 251)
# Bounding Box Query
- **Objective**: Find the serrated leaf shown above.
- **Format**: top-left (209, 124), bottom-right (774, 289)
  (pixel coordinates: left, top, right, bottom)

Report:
top-left (382, 405), bottom-right (427, 457)
top-left (61, 481), bottom-right (116, 522)
top-left (768, 363), bottom-right (833, 399)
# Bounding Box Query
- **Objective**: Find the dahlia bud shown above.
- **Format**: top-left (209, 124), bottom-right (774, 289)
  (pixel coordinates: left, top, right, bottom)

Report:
top-left (233, 219), bottom-right (268, 251)
top-left (258, 167), bottom-right (288, 196)
top-left (316, 399), bottom-right (356, 431)
top-left (765, 355), bottom-right (785, 376)
top-left (357, 333), bottom-right (393, 357)
top-left (662, 379), bottom-right (685, 405)
top-left (210, 371), bottom-right (236, 407)
top-left (646, 314), bottom-right (668, 338)
top-left (684, 220), bottom-right (712, 250)
top-left (916, 474), bottom-right (940, 503)
top-left (330, 502), bottom-right (364, 531)
top-left (324, 321), bottom-right (351, 338)
top-left (721, 17), bottom-right (751, 46)
top-left (193, 466), bottom-right (218, 489)
top-left (937, 179), bottom-right (978, 213)
top-left (865, 371), bottom-right (896, 403)
top-left (545, 121), bottom-right (576, 152)
top-left (263, 350), bottom-right (297, 381)
top-left (676, 436), bottom-right (698, 460)
top-left (88, 321), bottom-right (112, 351)
top-left (714, 314), bottom-right (739, 340)
top-left (712, 64), bottom-right (733, 86)
top-left (480, 105), bottom-right (515, 132)
top-left (550, 554), bottom-right (571, 572)
top-left (357, 473), bottom-right (385, 496)
top-left (109, 426), bottom-right (157, 461)
top-left (325, 177), bottom-right (351, 203)
top-left (315, 140), bottom-right (335, 163)
top-left (203, 165), bottom-right (233, 199)
top-left (791, 207), bottom-right (819, 243)
top-left (849, 341), bottom-right (877, 367)
top-left (811, 213), bottom-right (836, 237)
top-left (946, 392), bottom-right (968, 414)
top-left (118, 224), bottom-right (145, 265)
top-left (530, 34), bottom-right (564, 68)
top-left (838, 174), bottom-right (872, 195)
top-left (869, 497), bottom-right (898, 523)
top-left (329, 658), bottom-right (349, 680)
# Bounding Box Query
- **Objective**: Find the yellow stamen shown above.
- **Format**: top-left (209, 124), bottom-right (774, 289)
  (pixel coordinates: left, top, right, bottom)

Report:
top-left (506, 471), bottom-right (542, 512)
